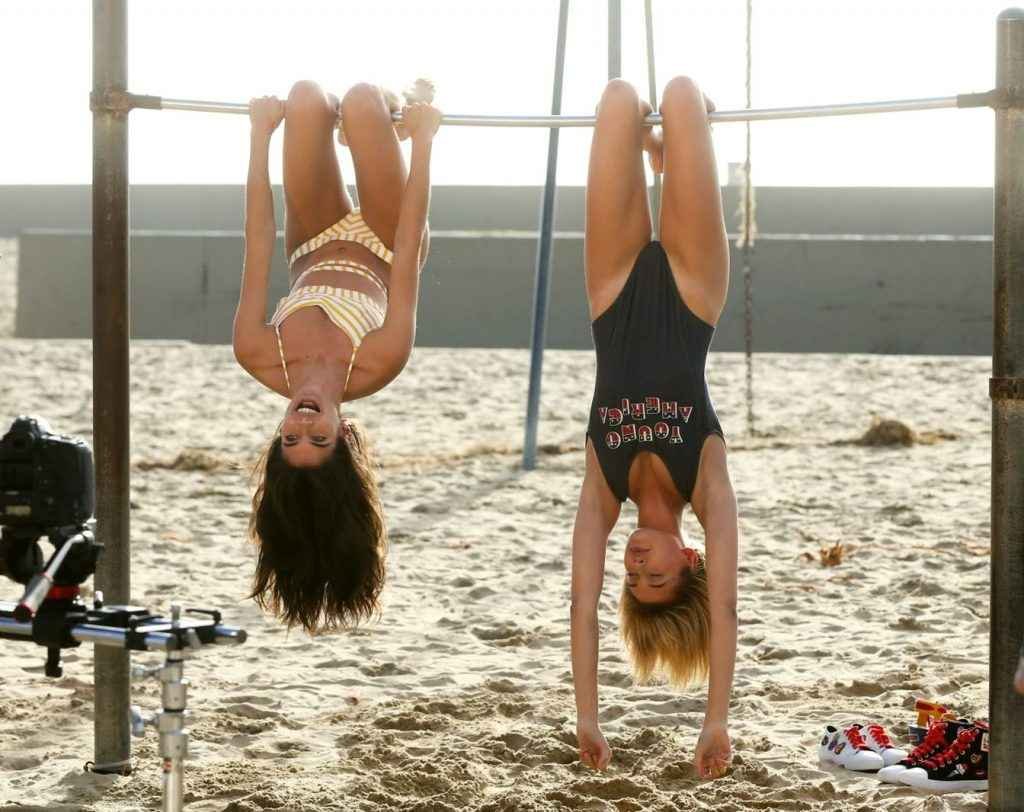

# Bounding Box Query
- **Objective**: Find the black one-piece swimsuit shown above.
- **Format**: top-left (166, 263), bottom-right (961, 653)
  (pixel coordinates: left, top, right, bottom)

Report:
top-left (586, 240), bottom-right (724, 503)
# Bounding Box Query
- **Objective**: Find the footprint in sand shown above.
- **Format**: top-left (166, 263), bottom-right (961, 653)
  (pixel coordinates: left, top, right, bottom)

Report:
top-left (564, 775), bottom-right (656, 802)
top-left (220, 702), bottom-right (285, 721)
top-left (359, 661), bottom-right (414, 677)
top-left (483, 677), bottom-right (525, 694)
top-left (472, 623), bottom-right (535, 647)
top-left (373, 712), bottom-right (449, 732)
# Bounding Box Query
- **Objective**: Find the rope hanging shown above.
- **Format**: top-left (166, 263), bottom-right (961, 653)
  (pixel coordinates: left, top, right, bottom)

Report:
top-left (737, 0), bottom-right (758, 435)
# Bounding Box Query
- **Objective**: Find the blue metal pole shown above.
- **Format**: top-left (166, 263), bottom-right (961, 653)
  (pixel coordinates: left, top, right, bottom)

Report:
top-left (522, 0), bottom-right (570, 471)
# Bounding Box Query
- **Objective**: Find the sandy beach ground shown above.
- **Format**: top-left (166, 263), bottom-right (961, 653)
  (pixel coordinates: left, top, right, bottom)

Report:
top-left (0, 236), bottom-right (993, 811)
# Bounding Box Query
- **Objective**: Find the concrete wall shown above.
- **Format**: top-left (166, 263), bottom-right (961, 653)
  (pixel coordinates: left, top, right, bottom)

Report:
top-left (0, 184), bottom-right (994, 236)
top-left (16, 228), bottom-right (992, 355)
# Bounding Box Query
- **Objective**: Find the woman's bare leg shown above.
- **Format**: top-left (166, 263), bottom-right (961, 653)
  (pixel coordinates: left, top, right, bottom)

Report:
top-left (657, 76), bottom-right (729, 327)
top-left (339, 84), bottom-right (408, 250)
top-left (282, 80), bottom-right (353, 257)
top-left (585, 80), bottom-right (653, 320)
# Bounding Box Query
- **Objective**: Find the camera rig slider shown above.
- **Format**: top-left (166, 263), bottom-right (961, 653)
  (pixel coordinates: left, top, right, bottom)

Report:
top-left (0, 600), bottom-right (247, 654)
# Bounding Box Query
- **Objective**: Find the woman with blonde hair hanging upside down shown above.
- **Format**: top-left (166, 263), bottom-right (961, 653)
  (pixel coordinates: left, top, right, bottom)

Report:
top-left (570, 77), bottom-right (738, 779)
top-left (233, 79), bottom-right (439, 633)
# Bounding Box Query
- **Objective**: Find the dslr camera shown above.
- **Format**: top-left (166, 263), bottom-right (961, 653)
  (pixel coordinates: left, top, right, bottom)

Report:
top-left (0, 416), bottom-right (97, 586)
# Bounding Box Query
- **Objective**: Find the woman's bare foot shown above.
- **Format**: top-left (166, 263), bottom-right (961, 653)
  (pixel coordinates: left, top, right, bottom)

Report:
top-left (640, 93), bottom-right (716, 174)
top-left (639, 99), bottom-right (664, 175)
top-left (382, 87), bottom-right (410, 142)
top-left (336, 87), bottom-right (408, 146)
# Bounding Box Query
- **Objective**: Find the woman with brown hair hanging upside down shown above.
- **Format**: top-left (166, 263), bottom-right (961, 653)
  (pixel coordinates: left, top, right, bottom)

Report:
top-left (569, 77), bottom-right (738, 780)
top-left (233, 80), bottom-right (439, 633)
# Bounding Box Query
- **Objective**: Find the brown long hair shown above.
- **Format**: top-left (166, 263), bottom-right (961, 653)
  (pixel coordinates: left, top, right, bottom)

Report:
top-left (249, 421), bottom-right (385, 633)
top-left (619, 554), bottom-right (710, 687)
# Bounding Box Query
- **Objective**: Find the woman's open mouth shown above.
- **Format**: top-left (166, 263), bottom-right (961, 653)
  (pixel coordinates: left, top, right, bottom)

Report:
top-left (295, 399), bottom-right (320, 414)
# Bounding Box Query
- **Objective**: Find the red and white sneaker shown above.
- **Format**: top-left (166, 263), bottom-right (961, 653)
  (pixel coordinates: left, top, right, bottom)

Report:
top-left (898, 721), bottom-right (989, 793)
top-left (877, 718), bottom-right (971, 784)
top-left (818, 724), bottom-right (884, 771)
top-left (861, 723), bottom-right (907, 767)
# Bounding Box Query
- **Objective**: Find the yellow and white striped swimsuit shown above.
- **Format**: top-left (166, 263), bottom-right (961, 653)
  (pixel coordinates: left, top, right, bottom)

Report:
top-left (269, 210), bottom-right (393, 395)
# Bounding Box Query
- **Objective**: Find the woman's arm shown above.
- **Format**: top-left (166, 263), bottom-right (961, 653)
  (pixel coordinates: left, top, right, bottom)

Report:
top-left (375, 103), bottom-right (441, 371)
top-left (693, 445), bottom-right (739, 778)
top-left (571, 444), bottom-right (621, 769)
top-left (233, 96), bottom-right (284, 369)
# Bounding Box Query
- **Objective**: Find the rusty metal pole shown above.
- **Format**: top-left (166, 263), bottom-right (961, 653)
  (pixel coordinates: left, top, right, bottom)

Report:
top-left (991, 8), bottom-right (1024, 810)
top-left (91, 0), bottom-right (132, 774)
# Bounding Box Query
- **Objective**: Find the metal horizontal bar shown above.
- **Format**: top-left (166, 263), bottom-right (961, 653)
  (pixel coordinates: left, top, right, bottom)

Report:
top-left (0, 608), bottom-right (246, 650)
top-left (0, 614), bottom-right (32, 637)
top-left (72, 625), bottom-right (174, 650)
top-left (431, 229), bottom-right (993, 242)
top-left (156, 94), bottom-right (966, 126)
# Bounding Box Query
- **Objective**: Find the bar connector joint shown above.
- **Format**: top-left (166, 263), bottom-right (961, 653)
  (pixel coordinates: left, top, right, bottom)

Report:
top-left (957, 88), bottom-right (1024, 110)
top-left (90, 90), bottom-right (163, 115)
top-left (990, 377), bottom-right (1024, 400)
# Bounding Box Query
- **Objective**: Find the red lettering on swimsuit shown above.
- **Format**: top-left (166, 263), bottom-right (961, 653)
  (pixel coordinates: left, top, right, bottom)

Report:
top-left (638, 425), bottom-right (654, 442)
top-left (621, 424), bottom-right (637, 443)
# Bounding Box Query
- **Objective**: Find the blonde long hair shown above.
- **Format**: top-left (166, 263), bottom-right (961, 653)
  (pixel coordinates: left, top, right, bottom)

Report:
top-left (619, 553), bottom-right (710, 687)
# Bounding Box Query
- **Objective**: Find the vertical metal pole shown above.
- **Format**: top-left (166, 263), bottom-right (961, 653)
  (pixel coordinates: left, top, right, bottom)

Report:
top-left (643, 0), bottom-right (661, 238)
top-left (742, 0), bottom-right (757, 436)
top-left (608, 0), bottom-right (622, 79)
top-left (991, 8), bottom-right (1024, 810)
top-left (522, 0), bottom-right (570, 471)
top-left (92, 0), bottom-right (132, 773)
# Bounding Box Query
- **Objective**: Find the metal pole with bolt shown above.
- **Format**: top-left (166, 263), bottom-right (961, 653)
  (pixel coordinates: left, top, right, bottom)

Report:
top-left (91, 0), bottom-right (132, 775)
top-left (990, 8), bottom-right (1024, 810)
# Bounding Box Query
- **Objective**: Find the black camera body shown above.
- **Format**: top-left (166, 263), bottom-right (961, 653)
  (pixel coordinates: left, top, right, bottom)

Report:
top-left (0, 416), bottom-right (95, 530)
top-left (0, 416), bottom-right (98, 587)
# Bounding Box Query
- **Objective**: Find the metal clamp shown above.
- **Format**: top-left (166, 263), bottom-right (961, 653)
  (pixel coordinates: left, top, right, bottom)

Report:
top-left (957, 89), bottom-right (1024, 110)
top-left (990, 377), bottom-right (1024, 400)
top-left (89, 90), bottom-right (162, 114)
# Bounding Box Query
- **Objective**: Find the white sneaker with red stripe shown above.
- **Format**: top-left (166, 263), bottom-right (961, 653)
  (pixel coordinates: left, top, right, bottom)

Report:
top-left (861, 723), bottom-right (907, 767)
top-left (817, 724), bottom-right (885, 771)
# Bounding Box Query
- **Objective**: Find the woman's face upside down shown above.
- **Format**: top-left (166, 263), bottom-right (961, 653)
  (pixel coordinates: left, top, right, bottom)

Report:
top-left (623, 527), bottom-right (698, 605)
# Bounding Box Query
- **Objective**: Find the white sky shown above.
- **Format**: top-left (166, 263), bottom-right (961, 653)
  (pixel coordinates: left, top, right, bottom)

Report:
top-left (0, 0), bottom-right (1007, 187)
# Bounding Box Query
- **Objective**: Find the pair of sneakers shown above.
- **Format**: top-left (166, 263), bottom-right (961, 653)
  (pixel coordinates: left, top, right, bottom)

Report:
top-left (818, 723), bottom-right (907, 771)
top-left (878, 718), bottom-right (989, 793)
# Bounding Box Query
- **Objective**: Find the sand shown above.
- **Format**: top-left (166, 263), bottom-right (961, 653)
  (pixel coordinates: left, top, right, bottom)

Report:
top-left (0, 235), bottom-right (994, 811)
